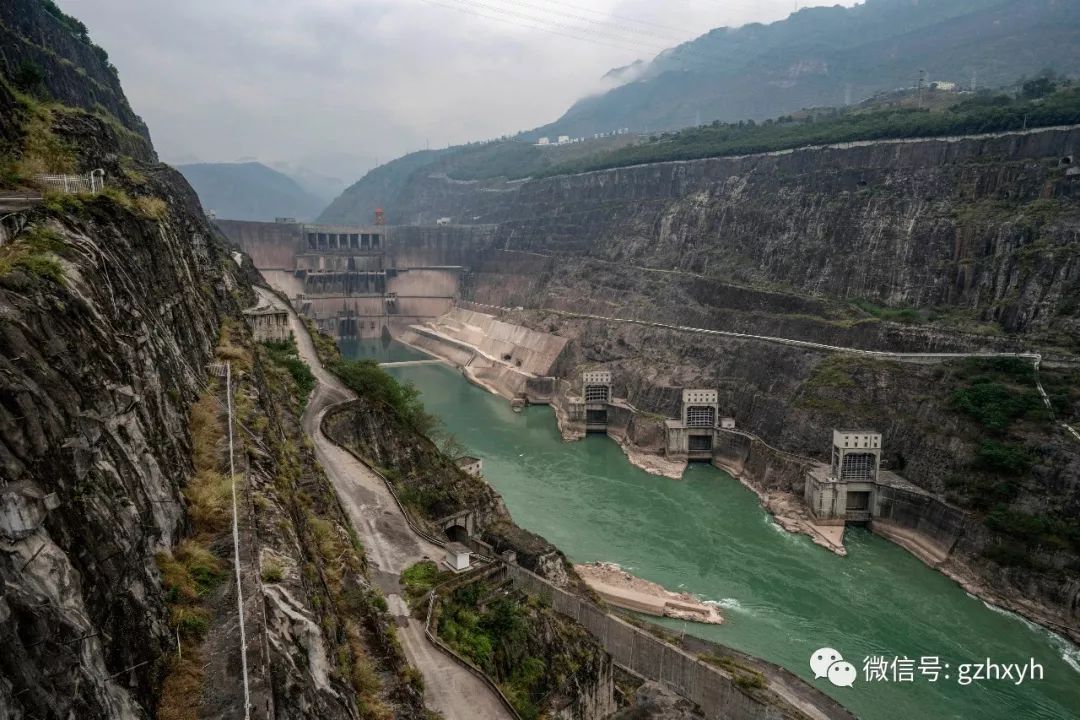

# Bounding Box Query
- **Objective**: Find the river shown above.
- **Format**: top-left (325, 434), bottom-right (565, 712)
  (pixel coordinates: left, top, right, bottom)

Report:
top-left (343, 338), bottom-right (1080, 720)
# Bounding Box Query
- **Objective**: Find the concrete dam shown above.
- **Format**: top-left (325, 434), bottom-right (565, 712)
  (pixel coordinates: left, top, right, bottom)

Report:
top-left (217, 218), bottom-right (495, 338)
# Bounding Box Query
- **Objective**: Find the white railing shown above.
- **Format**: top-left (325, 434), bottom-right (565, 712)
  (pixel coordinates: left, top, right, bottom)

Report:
top-left (34, 168), bottom-right (106, 194)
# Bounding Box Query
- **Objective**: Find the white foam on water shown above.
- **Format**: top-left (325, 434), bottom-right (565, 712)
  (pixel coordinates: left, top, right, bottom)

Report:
top-left (981, 601), bottom-right (1080, 675)
top-left (703, 597), bottom-right (747, 614)
top-left (764, 516), bottom-right (799, 542)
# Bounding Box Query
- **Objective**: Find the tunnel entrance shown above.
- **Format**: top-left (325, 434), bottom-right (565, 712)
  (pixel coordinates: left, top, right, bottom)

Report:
top-left (445, 524), bottom-right (470, 544)
top-left (688, 434), bottom-right (713, 453)
top-left (586, 408), bottom-right (608, 429)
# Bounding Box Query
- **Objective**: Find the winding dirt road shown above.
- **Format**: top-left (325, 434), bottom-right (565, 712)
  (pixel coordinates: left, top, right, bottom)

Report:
top-left (253, 288), bottom-right (511, 720)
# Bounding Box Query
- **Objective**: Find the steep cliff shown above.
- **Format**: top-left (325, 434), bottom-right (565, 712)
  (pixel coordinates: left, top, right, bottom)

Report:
top-left (0, 3), bottom-right (429, 717)
top-left (358, 126), bottom-right (1080, 638)
top-left (362, 127), bottom-right (1080, 343)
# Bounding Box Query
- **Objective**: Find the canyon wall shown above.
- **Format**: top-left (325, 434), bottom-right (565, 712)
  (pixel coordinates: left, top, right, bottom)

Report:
top-left (355, 127), bottom-right (1080, 639)
top-left (368, 126), bottom-right (1080, 346)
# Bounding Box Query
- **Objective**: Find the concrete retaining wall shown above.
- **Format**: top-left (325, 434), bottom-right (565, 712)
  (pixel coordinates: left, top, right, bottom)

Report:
top-left (874, 485), bottom-right (967, 556)
top-left (505, 565), bottom-right (791, 720)
top-left (440, 308), bottom-right (569, 376)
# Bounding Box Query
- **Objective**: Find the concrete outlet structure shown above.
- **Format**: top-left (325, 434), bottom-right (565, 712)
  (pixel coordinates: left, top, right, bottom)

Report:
top-left (665, 389), bottom-right (726, 460)
top-left (583, 370), bottom-right (612, 431)
top-left (805, 430), bottom-right (885, 524)
top-left (567, 369), bottom-right (615, 433)
top-left (444, 542), bottom-right (472, 572)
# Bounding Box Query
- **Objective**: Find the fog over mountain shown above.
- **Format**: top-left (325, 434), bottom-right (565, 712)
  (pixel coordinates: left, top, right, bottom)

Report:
top-left (58, 0), bottom-right (854, 183)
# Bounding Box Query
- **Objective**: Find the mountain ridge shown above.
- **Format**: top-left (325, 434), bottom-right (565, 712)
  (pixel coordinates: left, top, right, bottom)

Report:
top-left (177, 160), bottom-right (326, 221)
top-left (531, 0), bottom-right (1080, 140)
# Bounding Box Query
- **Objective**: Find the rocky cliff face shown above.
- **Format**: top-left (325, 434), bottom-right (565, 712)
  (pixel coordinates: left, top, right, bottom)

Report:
top-left (366, 127), bottom-right (1080, 637)
top-left (0, 150), bottom-right (239, 715)
top-left (358, 127), bottom-right (1080, 345)
top-left (0, 0), bottom-right (152, 148)
top-left (0, 3), bottom-right (431, 717)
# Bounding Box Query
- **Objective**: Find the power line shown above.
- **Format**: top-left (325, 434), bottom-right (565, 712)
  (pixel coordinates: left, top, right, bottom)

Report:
top-left (497, 0), bottom-right (693, 43)
top-left (529, 0), bottom-right (700, 36)
top-left (416, 0), bottom-right (665, 55)
top-left (439, 0), bottom-right (687, 52)
top-left (419, 0), bottom-right (715, 60)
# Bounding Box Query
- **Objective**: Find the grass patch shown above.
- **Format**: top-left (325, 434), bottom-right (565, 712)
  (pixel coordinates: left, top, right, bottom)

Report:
top-left (156, 650), bottom-right (204, 720)
top-left (134, 194), bottom-right (168, 219)
top-left (400, 560), bottom-right (440, 608)
top-left (156, 541), bottom-right (224, 640)
top-left (0, 225), bottom-right (68, 284)
top-left (260, 559), bottom-right (283, 583)
top-left (851, 298), bottom-right (924, 325)
top-left (16, 104), bottom-right (76, 177)
top-left (699, 653), bottom-right (767, 691)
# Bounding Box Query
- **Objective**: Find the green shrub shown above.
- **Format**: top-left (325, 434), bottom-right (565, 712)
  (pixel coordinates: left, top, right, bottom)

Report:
top-left (333, 358), bottom-right (434, 433)
top-left (12, 60), bottom-right (46, 96)
top-left (851, 298), bottom-right (923, 324)
top-left (400, 560), bottom-right (439, 604)
top-left (263, 338), bottom-right (316, 403)
top-left (975, 440), bottom-right (1032, 475)
top-left (951, 379), bottom-right (1045, 431)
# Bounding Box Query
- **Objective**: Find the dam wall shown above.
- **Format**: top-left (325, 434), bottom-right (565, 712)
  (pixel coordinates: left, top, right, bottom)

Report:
top-left (216, 220), bottom-right (497, 336)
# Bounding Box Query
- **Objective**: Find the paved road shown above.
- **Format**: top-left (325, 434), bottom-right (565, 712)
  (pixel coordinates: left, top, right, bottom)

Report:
top-left (378, 359), bottom-right (445, 368)
top-left (254, 288), bottom-right (511, 720)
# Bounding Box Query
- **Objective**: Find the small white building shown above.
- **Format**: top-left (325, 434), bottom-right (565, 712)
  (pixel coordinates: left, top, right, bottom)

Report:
top-left (720, 417), bottom-right (736, 430)
top-left (537, 137), bottom-right (550, 146)
top-left (557, 135), bottom-right (571, 144)
top-left (444, 542), bottom-right (472, 572)
top-left (436, 217), bottom-right (452, 226)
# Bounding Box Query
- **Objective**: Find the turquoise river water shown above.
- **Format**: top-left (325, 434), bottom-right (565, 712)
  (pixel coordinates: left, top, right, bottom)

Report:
top-left (343, 339), bottom-right (1080, 720)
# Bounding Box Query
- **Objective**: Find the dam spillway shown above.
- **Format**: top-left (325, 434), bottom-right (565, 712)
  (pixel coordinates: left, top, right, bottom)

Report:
top-left (345, 339), bottom-right (1080, 720)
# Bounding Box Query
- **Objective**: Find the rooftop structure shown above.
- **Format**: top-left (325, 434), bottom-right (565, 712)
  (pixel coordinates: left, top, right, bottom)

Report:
top-left (444, 542), bottom-right (472, 572)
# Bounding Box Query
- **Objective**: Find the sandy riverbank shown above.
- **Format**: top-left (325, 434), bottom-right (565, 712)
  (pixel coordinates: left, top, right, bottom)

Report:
top-left (576, 562), bottom-right (723, 625)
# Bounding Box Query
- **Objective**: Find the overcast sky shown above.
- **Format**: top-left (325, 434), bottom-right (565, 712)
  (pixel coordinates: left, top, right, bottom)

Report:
top-left (59, 0), bottom-right (855, 184)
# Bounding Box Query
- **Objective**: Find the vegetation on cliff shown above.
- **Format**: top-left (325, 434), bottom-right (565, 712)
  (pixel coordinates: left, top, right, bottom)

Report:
top-left (432, 572), bottom-right (608, 720)
top-left (540, 82), bottom-right (1080, 176)
top-left (798, 353), bottom-right (1080, 572)
top-left (537, 0), bottom-right (1080, 141)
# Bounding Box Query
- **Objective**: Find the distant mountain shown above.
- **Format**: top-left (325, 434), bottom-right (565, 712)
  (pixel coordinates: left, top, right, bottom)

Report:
top-left (533, 0), bottom-right (1080, 139)
top-left (317, 148), bottom-right (453, 225)
top-left (268, 161), bottom-right (349, 207)
top-left (176, 161), bottom-right (325, 221)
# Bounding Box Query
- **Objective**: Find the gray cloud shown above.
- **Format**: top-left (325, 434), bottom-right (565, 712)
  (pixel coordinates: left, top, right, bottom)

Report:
top-left (60, 0), bottom-right (856, 183)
